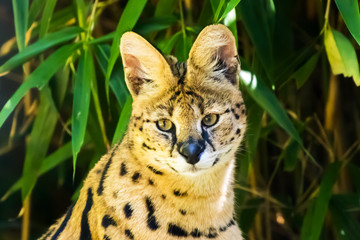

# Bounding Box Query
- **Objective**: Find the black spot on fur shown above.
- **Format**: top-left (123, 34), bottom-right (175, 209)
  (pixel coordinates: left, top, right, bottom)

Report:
top-left (234, 114), bottom-right (240, 119)
top-left (242, 109), bottom-right (246, 114)
top-left (149, 178), bottom-right (154, 185)
top-left (230, 137), bottom-right (234, 142)
top-left (206, 227), bottom-right (218, 238)
top-left (168, 223), bottom-right (188, 237)
top-left (124, 229), bottom-right (134, 239)
top-left (96, 169), bottom-right (101, 174)
top-left (147, 165), bottom-right (164, 175)
top-left (179, 209), bottom-right (187, 215)
top-left (225, 109), bottom-right (230, 113)
top-left (104, 235), bottom-right (111, 240)
top-left (124, 203), bottom-right (133, 218)
top-left (161, 194), bottom-right (166, 200)
top-left (80, 188), bottom-right (93, 240)
top-left (139, 127), bottom-right (143, 131)
top-left (236, 129), bottom-right (241, 135)
top-left (145, 197), bottom-right (159, 230)
top-left (120, 162), bottom-right (127, 176)
top-left (143, 142), bottom-right (156, 151)
top-left (98, 145), bottom-right (118, 195)
top-left (173, 189), bottom-right (188, 197)
top-left (213, 158), bottom-right (219, 166)
top-left (102, 215), bottom-right (117, 228)
top-left (190, 228), bottom-right (202, 238)
top-left (132, 172), bottom-right (141, 183)
top-left (51, 204), bottom-right (74, 239)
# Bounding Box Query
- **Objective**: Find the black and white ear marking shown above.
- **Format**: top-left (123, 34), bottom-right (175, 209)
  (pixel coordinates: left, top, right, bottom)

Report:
top-left (188, 24), bottom-right (240, 86)
top-left (120, 32), bottom-right (176, 98)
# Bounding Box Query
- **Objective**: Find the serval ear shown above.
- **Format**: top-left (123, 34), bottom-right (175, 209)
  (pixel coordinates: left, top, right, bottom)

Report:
top-left (188, 24), bottom-right (240, 86)
top-left (120, 32), bottom-right (175, 98)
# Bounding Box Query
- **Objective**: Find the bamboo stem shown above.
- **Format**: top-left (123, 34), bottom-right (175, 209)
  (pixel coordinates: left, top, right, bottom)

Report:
top-left (21, 195), bottom-right (31, 240)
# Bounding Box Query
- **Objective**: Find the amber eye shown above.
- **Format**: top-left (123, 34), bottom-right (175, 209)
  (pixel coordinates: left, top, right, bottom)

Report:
top-left (156, 119), bottom-right (174, 132)
top-left (202, 114), bottom-right (219, 127)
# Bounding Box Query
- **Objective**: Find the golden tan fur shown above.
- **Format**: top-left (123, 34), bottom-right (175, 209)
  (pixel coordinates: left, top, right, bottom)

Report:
top-left (40, 24), bottom-right (246, 240)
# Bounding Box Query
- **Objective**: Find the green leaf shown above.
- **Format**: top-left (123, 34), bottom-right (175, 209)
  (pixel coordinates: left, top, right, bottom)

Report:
top-left (134, 16), bottom-right (178, 35)
top-left (12, 0), bottom-right (28, 51)
top-left (240, 71), bottom-right (301, 144)
top-left (175, 34), bottom-right (192, 62)
top-left (330, 195), bottom-right (360, 240)
top-left (1, 142), bottom-right (73, 202)
top-left (282, 138), bottom-right (300, 172)
top-left (324, 27), bottom-right (360, 86)
top-left (0, 43), bottom-right (79, 128)
top-left (106, 0), bottom-right (147, 101)
top-left (300, 162), bottom-right (342, 240)
top-left (112, 95), bottom-right (132, 145)
top-left (292, 52), bottom-right (320, 89)
top-left (0, 27), bottom-right (82, 74)
top-left (22, 87), bottom-right (58, 201)
top-left (28, 0), bottom-right (45, 27)
top-left (158, 31), bottom-right (182, 55)
top-left (219, 0), bottom-right (242, 21)
top-left (94, 44), bottom-right (129, 108)
top-left (39, 0), bottom-right (58, 39)
top-left (154, 0), bottom-right (178, 17)
top-left (334, 0), bottom-right (360, 46)
top-left (72, 48), bottom-right (92, 175)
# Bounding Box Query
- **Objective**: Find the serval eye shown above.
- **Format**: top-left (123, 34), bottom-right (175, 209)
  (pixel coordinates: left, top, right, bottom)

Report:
top-left (202, 114), bottom-right (219, 127)
top-left (156, 119), bottom-right (173, 132)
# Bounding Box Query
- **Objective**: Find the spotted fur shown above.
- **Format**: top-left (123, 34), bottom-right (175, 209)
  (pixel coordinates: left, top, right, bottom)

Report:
top-left (40, 24), bottom-right (245, 240)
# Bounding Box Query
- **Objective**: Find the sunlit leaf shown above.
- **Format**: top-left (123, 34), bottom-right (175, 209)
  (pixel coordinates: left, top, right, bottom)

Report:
top-left (0, 43), bottom-right (79, 128)
top-left (292, 52), bottom-right (320, 89)
top-left (219, 0), bottom-right (242, 21)
top-left (0, 27), bottom-right (82, 74)
top-left (334, 0), bottom-right (360, 46)
top-left (324, 27), bottom-right (360, 86)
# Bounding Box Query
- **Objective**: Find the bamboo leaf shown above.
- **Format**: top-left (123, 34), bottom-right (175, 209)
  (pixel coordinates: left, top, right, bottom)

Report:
top-left (28, 0), bottom-right (45, 27)
top-left (154, 0), bottom-right (178, 17)
top-left (105, 0), bottom-right (147, 101)
top-left (324, 27), bottom-right (360, 86)
top-left (39, 0), bottom-right (58, 39)
top-left (0, 43), bottom-right (79, 128)
top-left (12, 0), bottom-right (28, 51)
top-left (22, 87), bottom-right (58, 201)
top-left (334, 0), bottom-right (360, 46)
top-left (112, 95), bottom-right (132, 145)
top-left (134, 15), bottom-right (178, 35)
top-left (0, 27), bottom-right (82, 74)
top-left (1, 142), bottom-right (73, 202)
top-left (292, 52), bottom-right (320, 89)
top-left (240, 71), bottom-right (302, 144)
top-left (95, 44), bottom-right (129, 108)
top-left (72, 48), bottom-right (92, 174)
top-left (300, 162), bottom-right (342, 240)
top-left (219, 0), bottom-right (242, 21)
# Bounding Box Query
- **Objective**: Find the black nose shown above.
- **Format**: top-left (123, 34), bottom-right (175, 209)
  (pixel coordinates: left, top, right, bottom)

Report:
top-left (178, 139), bottom-right (205, 165)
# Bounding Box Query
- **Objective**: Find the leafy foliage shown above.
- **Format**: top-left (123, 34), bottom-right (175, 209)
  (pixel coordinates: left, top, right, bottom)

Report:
top-left (0, 0), bottom-right (359, 239)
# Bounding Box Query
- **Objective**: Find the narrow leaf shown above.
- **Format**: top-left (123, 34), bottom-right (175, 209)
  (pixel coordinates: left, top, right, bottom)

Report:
top-left (39, 0), bottom-right (58, 39)
top-left (324, 27), bottom-right (360, 86)
top-left (1, 142), bottom-right (73, 202)
top-left (0, 27), bottom-right (82, 74)
top-left (112, 95), bottom-right (132, 145)
top-left (22, 87), bottom-right (58, 200)
top-left (12, 0), bottom-right (28, 51)
top-left (0, 43), bottom-right (79, 128)
top-left (300, 162), bottom-right (342, 240)
top-left (219, 0), bottom-right (242, 21)
top-left (72, 48), bottom-right (92, 174)
top-left (334, 0), bottom-right (360, 46)
top-left (154, 0), bottom-right (178, 17)
top-left (105, 0), bottom-right (147, 101)
top-left (240, 71), bottom-right (302, 144)
top-left (28, 0), bottom-right (45, 27)
top-left (292, 52), bottom-right (320, 89)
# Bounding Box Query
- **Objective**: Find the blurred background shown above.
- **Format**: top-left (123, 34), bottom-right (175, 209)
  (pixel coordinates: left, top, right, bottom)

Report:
top-left (0, 0), bottom-right (359, 239)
